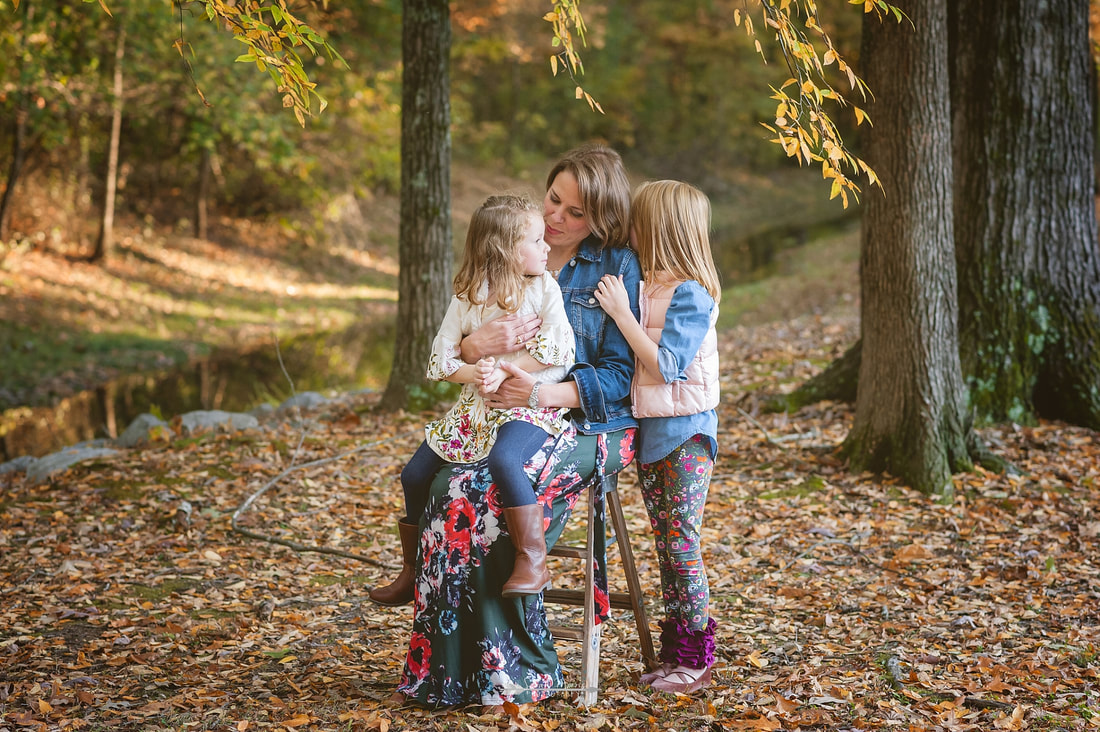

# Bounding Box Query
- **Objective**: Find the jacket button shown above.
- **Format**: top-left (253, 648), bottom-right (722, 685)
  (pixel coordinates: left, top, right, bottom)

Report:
top-left (583, 422), bottom-right (591, 430)
top-left (588, 297), bottom-right (596, 304)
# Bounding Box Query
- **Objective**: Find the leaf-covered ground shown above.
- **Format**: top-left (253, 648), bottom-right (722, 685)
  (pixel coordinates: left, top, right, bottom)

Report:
top-left (2, 297), bottom-right (1098, 731)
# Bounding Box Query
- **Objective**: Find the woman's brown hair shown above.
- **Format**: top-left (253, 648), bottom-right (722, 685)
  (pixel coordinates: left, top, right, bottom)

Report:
top-left (546, 143), bottom-right (631, 249)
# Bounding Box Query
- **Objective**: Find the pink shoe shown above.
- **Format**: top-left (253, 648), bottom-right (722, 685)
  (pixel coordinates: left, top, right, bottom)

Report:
top-left (640, 662), bottom-right (674, 685)
top-left (649, 665), bottom-right (712, 694)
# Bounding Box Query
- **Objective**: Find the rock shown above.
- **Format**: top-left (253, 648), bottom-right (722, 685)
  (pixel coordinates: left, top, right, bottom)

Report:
top-left (116, 413), bottom-right (174, 448)
top-left (26, 447), bottom-right (120, 483)
top-left (0, 455), bottom-right (37, 476)
top-left (248, 403), bottom-right (276, 420)
top-left (177, 410), bottom-right (259, 435)
top-left (277, 392), bottom-right (330, 412)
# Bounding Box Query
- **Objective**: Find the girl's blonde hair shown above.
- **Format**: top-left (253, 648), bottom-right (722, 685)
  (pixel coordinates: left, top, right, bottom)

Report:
top-left (630, 180), bottom-right (722, 302)
top-left (453, 194), bottom-right (541, 312)
top-left (546, 143), bottom-right (631, 249)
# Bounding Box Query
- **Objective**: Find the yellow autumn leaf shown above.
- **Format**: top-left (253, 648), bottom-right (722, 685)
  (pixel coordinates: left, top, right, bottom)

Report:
top-left (830, 178), bottom-right (842, 200)
top-left (745, 650), bottom-right (768, 668)
top-left (283, 714), bottom-right (312, 728)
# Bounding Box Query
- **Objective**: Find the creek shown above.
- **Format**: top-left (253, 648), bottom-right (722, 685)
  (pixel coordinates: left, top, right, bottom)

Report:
top-left (0, 322), bottom-right (395, 461)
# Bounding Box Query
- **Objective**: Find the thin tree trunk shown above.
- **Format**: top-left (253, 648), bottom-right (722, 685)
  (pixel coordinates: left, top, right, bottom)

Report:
top-left (842, 0), bottom-right (973, 495)
top-left (380, 0), bottom-right (452, 411)
top-left (91, 23), bottom-right (126, 264)
top-left (951, 0), bottom-right (1100, 429)
top-left (195, 146), bottom-right (211, 240)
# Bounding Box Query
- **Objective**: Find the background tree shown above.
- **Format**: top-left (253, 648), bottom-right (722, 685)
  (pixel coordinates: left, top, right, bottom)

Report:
top-left (89, 18), bottom-right (125, 263)
top-left (950, 0), bottom-right (1100, 430)
top-left (380, 0), bottom-right (452, 410)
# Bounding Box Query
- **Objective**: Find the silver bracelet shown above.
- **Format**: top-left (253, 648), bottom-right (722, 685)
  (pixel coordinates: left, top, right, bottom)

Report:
top-left (528, 382), bottom-right (541, 409)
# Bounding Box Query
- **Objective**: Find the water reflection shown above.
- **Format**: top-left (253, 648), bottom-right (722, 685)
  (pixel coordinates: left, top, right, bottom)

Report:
top-left (0, 321), bottom-right (395, 461)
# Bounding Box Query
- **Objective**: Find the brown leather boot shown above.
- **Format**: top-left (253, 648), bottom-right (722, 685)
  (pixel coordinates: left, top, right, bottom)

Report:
top-left (368, 520), bottom-right (419, 606)
top-left (501, 505), bottom-right (551, 597)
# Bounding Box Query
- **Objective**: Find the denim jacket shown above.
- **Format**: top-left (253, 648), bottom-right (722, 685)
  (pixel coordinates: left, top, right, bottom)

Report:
top-left (557, 236), bottom-right (642, 434)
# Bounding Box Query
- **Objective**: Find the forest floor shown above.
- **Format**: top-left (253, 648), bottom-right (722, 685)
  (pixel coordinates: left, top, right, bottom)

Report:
top-left (1, 170), bottom-right (1098, 730)
top-left (2, 222), bottom-right (1099, 730)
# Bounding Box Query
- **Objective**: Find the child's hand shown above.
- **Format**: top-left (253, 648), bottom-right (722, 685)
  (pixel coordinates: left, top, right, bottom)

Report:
top-left (481, 364), bottom-right (507, 393)
top-left (476, 357), bottom-right (496, 387)
top-left (594, 274), bottom-right (631, 322)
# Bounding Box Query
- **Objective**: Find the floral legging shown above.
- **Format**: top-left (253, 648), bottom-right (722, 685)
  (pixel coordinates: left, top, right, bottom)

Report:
top-left (638, 434), bottom-right (714, 631)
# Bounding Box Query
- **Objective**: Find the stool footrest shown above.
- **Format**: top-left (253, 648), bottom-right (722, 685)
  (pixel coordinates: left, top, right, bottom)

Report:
top-left (548, 545), bottom-right (588, 559)
top-left (544, 588), bottom-right (637, 611)
top-left (548, 625), bottom-right (584, 641)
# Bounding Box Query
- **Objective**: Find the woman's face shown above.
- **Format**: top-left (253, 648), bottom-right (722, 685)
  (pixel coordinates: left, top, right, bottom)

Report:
top-left (543, 171), bottom-right (591, 253)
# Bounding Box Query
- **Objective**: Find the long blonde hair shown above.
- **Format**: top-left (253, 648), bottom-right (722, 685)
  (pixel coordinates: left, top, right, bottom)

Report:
top-left (453, 194), bottom-right (541, 311)
top-left (546, 143), bottom-right (631, 249)
top-left (630, 180), bottom-right (722, 302)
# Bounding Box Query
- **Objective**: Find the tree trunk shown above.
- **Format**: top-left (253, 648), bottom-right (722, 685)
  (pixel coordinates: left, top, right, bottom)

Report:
top-left (91, 23), bottom-right (126, 264)
top-left (842, 0), bottom-right (973, 495)
top-left (195, 146), bottom-right (211, 240)
top-left (0, 0), bottom-right (34, 242)
top-left (951, 0), bottom-right (1100, 429)
top-left (380, 0), bottom-right (453, 411)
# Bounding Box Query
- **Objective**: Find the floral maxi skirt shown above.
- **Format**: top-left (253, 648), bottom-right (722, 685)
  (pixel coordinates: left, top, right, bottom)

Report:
top-left (395, 425), bottom-right (635, 707)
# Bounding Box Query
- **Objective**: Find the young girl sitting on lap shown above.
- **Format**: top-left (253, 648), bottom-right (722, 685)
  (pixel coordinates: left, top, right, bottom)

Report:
top-left (370, 194), bottom-right (575, 606)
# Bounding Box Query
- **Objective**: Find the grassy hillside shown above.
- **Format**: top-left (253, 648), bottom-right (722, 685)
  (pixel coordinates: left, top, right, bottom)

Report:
top-left (0, 161), bottom-right (859, 456)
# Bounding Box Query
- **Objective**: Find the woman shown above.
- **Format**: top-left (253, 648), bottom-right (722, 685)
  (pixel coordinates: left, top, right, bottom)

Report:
top-left (388, 143), bottom-right (644, 707)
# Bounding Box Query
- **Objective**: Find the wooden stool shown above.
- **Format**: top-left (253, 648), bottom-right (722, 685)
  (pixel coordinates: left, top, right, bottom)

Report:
top-left (544, 473), bottom-right (657, 704)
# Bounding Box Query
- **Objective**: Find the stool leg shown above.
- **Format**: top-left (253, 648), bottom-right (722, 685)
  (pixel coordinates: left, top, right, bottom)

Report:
top-left (606, 489), bottom-right (658, 671)
top-left (579, 484), bottom-right (601, 705)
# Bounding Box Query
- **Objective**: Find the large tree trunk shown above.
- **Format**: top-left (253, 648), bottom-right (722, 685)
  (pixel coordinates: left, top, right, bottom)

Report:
top-left (842, 0), bottom-right (973, 494)
top-left (0, 0), bottom-right (34, 242)
top-left (950, 0), bottom-right (1100, 429)
top-left (380, 0), bottom-right (452, 411)
top-left (90, 23), bottom-right (126, 264)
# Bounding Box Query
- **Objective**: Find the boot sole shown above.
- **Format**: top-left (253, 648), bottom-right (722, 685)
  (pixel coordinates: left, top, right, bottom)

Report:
top-left (501, 581), bottom-right (551, 598)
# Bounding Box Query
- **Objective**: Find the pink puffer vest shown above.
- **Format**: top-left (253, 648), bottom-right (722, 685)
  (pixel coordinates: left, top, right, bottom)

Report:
top-left (631, 274), bottom-right (719, 418)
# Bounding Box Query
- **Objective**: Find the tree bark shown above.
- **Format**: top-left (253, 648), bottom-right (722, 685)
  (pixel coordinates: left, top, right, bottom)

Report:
top-left (843, 0), bottom-right (973, 495)
top-left (951, 0), bottom-right (1100, 429)
top-left (0, 0), bottom-right (34, 242)
top-left (380, 0), bottom-right (453, 411)
top-left (91, 22), bottom-right (126, 264)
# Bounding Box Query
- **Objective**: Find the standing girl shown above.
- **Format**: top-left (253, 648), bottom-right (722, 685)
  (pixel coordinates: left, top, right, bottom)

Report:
top-left (369, 194), bottom-right (575, 606)
top-left (594, 180), bottom-right (720, 694)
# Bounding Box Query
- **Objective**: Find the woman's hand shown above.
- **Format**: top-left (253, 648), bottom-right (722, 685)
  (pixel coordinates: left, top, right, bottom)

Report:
top-left (460, 312), bottom-right (543, 364)
top-left (482, 361), bottom-right (537, 409)
top-left (594, 274), bottom-right (632, 324)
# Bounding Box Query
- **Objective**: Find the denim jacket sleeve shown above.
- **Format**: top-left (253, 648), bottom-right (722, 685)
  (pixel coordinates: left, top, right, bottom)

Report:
top-left (567, 246), bottom-right (642, 429)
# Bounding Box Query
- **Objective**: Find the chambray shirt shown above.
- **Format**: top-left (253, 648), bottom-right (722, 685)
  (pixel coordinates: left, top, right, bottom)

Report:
top-left (557, 236), bottom-right (642, 434)
top-left (636, 279), bottom-right (719, 464)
